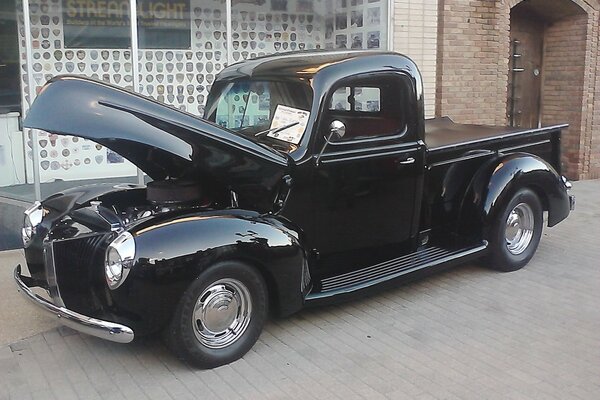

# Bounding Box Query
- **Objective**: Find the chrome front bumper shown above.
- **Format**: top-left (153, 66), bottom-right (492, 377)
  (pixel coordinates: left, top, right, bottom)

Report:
top-left (14, 265), bottom-right (134, 344)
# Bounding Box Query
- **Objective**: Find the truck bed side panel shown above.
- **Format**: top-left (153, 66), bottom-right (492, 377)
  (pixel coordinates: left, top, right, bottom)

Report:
top-left (422, 118), bottom-right (566, 237)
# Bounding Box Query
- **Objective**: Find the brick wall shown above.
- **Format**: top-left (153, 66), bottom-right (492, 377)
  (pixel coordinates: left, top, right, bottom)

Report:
top-left (541, 14), bottom-right (588, 178)
top-left (435, 0), bottom-right (508, 125)
top-left (433, 0), bottom-right (600, 179)
top-left (587, 8), bottom-right (600, 179)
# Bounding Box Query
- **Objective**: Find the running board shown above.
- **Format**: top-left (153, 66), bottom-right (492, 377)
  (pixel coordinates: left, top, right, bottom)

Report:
top-left (306, 242), bottom-right (488, 301)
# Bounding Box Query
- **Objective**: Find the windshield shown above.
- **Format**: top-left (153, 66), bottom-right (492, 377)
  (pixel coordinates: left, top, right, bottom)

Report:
top-left (204, 80), bottom-right (313, 151)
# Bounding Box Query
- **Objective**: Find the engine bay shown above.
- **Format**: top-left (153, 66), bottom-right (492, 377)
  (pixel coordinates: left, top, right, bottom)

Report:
top-left (73, 180), bottom-right (226, 229)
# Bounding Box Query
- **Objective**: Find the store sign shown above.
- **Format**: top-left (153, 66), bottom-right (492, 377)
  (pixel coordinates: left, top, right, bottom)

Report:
top-left (62, 0), bottom-right (191, 49)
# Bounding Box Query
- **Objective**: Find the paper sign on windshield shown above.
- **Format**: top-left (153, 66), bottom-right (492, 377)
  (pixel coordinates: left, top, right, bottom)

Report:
top-left (267, 105), bottom-right (310, 145)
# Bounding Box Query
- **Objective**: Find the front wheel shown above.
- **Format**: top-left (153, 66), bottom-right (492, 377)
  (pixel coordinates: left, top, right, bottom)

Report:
top-left (486, 188), bottom-right (543, 272)
top-left (165, 261), bottom-right (268, 368)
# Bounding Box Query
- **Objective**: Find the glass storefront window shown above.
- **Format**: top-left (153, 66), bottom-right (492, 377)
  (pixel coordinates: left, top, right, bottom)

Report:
top-left (137, 0), bottom-right (192, 49)
top-left (0, 0), bottom-right (30, 200)
top-left (231, 0), bottom-right (388, 64)
top-left (3, 0), bottom-right (391, 204)
top-left (231, 0), bottom-right (327, 63)
top-left (333, 0), bottom-right (388, 50)
top-left (62, 0), bottom-right (131, 48)
top-left (20, 0), bottom-right (138, 194)
top-left (137, 0), bottom-right (226, 116)
top-left (325, 0), bottom-right (388, 50)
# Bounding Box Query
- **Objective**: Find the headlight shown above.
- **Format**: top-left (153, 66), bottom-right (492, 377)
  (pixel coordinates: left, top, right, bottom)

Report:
top-left (105, 231), bottom-right (136, 290)
top-left (22, 201), bottom-right (44, 246)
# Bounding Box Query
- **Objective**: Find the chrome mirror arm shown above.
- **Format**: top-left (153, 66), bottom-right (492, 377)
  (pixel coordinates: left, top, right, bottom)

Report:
top-left (315, 120), bottom-right (346, 166)
top-left (315, 132), bottom-right (336, 166)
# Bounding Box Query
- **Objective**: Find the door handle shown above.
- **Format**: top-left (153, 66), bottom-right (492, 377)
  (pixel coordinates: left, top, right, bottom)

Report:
top-left (399, 157), bottom-right (415, 165)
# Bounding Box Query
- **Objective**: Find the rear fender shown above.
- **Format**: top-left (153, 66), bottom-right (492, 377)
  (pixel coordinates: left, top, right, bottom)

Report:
top-left (108, 210), bottom-right (308, 334)
top-left (458, 153), bottom-right (570, 239)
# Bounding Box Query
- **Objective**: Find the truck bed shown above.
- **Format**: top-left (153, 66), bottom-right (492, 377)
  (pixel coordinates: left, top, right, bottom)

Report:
top-left (424, 117), bottom-right (566, 151)
top-left (424, 117), bottom-right (567, 175)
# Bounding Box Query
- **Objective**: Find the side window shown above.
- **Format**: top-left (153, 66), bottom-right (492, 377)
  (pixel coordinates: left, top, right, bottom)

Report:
top-left (354, 87), bottom-right (380, 112)
top-left (329, 87), bottom-right (381, 112)
top-left (325, 75), bottom-right (409, 141)
top-left (330, 87), bottom-right (351, 111)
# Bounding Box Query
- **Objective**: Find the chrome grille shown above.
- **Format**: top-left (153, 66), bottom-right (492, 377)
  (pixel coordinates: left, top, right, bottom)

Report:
top-left (52, 234), bottom-right (106, 289)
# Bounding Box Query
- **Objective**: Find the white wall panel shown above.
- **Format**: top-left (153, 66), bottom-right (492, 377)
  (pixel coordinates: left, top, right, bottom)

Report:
top-left (392, 0), bottom-right (437, 118)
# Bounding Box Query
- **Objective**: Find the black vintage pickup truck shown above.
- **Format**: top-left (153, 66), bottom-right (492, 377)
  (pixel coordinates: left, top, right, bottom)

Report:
top-left (15, 51), bottom-right (574, 368)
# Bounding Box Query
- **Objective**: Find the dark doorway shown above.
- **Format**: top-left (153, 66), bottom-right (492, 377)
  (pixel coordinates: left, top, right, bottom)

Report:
top-left (508, 8), bottom-right (545, 128)
top-left (0, 0), bottom-right (21, 114)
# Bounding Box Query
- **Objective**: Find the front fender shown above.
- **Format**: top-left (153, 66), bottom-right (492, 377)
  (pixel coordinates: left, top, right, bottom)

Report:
top-left (458, 153), bottom-right (571, 239)
top-left (107, 210), bottom-right (307, 335)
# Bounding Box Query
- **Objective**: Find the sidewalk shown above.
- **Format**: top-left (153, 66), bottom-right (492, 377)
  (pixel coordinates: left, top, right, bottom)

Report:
top-left (1, 180), bottom-right (599, 400)
top-left (0, 249), bottom-right (58, 346)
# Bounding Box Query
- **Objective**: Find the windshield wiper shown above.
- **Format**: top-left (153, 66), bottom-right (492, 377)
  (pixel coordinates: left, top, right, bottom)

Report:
top-left (254, 121), bottom-right (299, 138)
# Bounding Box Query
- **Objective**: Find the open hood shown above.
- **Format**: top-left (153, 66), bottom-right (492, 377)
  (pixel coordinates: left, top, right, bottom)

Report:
top-left (24, 76), bottom-right (289, 201)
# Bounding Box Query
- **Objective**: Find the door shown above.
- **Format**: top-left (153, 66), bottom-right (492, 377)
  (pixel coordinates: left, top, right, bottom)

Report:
top-left (311, 73), bottom-right (424, 273)
top-left (509, 12), bottom-right (545, 128)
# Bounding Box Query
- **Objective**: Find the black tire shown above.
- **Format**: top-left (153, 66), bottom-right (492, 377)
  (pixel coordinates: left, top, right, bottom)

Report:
top-left (165, 261), bottom-right (268, 368)
top-left (486, 188), bottom-right (543, 272)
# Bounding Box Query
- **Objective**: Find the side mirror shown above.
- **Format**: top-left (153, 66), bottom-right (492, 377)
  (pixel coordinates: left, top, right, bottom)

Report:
top-left (329, 120), bottom-right (346, 141)
top-left (316, 120), bottom-right (346, 166)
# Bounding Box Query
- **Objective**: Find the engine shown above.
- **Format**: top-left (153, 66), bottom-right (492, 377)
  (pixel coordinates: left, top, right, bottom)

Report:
top-left (108, 179), bottom-right (220, 226)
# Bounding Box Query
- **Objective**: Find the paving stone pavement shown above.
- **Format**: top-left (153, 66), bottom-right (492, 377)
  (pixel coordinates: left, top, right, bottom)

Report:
top-left (0, 180), bottom-right (599, 400)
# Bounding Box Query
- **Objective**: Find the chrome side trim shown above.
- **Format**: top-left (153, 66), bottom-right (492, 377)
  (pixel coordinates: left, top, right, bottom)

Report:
top-left (326, 125), bottom-right (409, 146)
top-left (319, 148), bottom-right (418, 164)
top-left (317, 142), bottom-right (422, 165)
top-left (318, 140), bottom-right (420, 157)
top-left (428, 150), bottom-right (494, 169)
top-left (14, 265), bottom-right (134, 344)
top-left (499, 139), bottom-right (551, 153)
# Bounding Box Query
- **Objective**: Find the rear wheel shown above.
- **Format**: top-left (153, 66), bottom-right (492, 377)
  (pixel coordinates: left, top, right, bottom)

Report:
top-left (165, 261), bottom-right (268, 368)
top-left (486, 188), bottom-right (543, 272)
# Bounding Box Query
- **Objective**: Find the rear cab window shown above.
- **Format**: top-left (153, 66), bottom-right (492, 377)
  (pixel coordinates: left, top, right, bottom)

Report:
top-left (324, 74), bottom-right (411, 142)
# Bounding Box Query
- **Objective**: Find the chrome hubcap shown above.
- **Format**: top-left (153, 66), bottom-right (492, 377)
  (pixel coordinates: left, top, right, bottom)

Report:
top-left (505, 202), bottom-right (534, 255)
top-left (192, 278), bottom-right (252, 349)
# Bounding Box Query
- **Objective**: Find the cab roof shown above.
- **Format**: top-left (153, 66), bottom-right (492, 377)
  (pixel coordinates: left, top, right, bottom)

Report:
top-left (212, 50), bottom-right (425, 162)
top-left (216, 50), bottom-right (420, 82)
